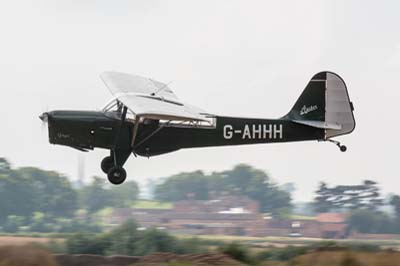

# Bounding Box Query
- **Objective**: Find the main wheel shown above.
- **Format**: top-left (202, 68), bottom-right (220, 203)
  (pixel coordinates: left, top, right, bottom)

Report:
top-left (340, 145), bottom-right (347, 152)
top-left (101, 156), bottom-right (114, 174)
top-left (107, 166), bottom-right (127, 185)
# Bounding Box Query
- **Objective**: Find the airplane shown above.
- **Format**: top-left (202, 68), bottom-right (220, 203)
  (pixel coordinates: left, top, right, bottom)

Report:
top-left (40, 71), bottom-right (355, 185)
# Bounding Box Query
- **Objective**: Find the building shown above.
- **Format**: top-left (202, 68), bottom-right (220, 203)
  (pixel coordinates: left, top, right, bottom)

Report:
top-left (106, 199), bottom-right (350, 238)
top-left (262, 213), bottom-right (349, 239)
top-left (315, 213), bottom-right (349, 239)
top-left (263, 218), bottom-right (321, 238)
top-left (108, 196), bottom-right (267, 236)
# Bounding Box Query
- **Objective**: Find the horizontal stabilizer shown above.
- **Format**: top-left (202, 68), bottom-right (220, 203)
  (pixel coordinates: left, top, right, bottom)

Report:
top-left (292, 120), bottom-right (342, 130)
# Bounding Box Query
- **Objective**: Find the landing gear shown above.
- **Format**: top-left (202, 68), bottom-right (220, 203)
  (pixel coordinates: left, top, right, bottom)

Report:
top-left (102, 105), bottom-right (131, 185)
top-left (101, 149), bottom-right (131, 185)
top-left (101, 104), bottom-right (138, 185)
top-left (327, 139), bottom-right (347, 152)
top-left (101, 156), bottom-right (114, 174)
top-left (107, 166), bottom-right (127, 185)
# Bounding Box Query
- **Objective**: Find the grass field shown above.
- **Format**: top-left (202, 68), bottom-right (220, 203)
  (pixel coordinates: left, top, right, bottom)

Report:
top-left (2, 233), bottom-right (400, 250)
top-left (1, 245), bottom-right (400, 266)
top-left (289, 215), bottom-right (315, 220)
top-left (1, 236), bottom-right (400, 265)
top-left (265, 251), bottom-right (400, 266)
top-left (132, 200), bottom-right (173, 209)
top-left (0, 236), bottom-right (63, 246)
top-left (177, 234), bottom-right (400, 250)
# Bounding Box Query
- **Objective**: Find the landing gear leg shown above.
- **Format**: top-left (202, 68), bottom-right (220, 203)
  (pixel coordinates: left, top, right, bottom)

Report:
top-left (103, 105), bottom-right (132, 185)
top-left (327, 139), bottom-right (347, 152)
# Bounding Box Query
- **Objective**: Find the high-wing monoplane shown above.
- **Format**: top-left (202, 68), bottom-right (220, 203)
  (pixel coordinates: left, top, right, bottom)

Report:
top-left (40, 71), bottom-right (355, 184)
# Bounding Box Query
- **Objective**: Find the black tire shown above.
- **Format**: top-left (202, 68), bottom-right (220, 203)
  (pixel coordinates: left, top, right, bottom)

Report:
top-left (101, 156), bottom-right (114, 174)
top-left (107, 166), bottom-right (127, 185)
top-left (340, 145), bottom-right (347, 152)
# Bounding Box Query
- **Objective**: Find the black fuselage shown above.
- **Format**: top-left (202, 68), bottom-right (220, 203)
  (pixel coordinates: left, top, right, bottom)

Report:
top-left (46, 110), bottom-right (324, 157)
top-left (40, 71), bottom-right (354, 185)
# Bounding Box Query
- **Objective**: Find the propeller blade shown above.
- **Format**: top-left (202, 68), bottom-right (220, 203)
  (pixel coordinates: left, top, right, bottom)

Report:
top-left (39, 112), bottom-right (49, 132)
top-left (39, 112), bottom-right (48, 122)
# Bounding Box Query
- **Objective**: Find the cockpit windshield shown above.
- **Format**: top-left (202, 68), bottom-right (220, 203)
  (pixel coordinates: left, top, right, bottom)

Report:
top-left (102, 99), bottom-right (135, 121)
top-left (101, 98), bottom-right (215, 128)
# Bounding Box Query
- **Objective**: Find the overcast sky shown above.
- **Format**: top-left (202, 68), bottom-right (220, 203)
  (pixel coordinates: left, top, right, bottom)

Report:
top-left (1, 0), bottom-right (399, 201)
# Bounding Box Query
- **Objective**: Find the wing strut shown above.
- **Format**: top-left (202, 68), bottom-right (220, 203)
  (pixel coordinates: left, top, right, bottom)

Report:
top-left (131, 115), bottom-right (141, 150)
top-left (133, 122), bottom-right (169, 150)
top-left (113, 106), bottom-right (128, 149)
top-left (112, 106), bottom-right (130, 165)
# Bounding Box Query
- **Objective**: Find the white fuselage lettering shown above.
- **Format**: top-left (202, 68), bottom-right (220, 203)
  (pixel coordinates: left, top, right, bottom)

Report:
top-left (242, 125), bottom-right (251, 139)
top-left (223, 124), bottom-right (284, 140)
top-left (274, 124), bottom-right (283, 139)
top-left (223, 125), bottom-right (233, 139)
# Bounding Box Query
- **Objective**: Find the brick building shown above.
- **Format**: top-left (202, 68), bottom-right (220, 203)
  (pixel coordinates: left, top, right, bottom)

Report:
top-left (107, 199), bottom-right (350, 238)
top-left (109, 196), bottom-right (267, 236)
top-left (315, 212), bottom-right (349, 238)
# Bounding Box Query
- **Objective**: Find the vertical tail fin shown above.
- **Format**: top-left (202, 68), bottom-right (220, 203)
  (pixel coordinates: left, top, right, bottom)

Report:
top-left (284, 71), bottom-right (355, 139)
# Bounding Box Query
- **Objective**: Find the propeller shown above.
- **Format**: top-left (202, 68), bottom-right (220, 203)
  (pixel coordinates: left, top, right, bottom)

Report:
top-left (39, 112), bottom-right (49, 131)
top-left (39, 106), bottom-right (49, 132)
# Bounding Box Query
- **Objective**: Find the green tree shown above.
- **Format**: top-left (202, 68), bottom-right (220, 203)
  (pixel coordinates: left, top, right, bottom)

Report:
top-left (2, 215), bottom-right (26, 233)
top-left (109, 180), bottom-right (139, 207)
top-left (66, 232), bottom-right (109, 255)
top-left (0, 169), bottom-right (37, 222)
top-left (213, 164), bottom-right (291, 214)
top-left (17, 167), bottom-right (78, 217)
top-left (313, 180), bottom-right (383, 213)
top-left (29, 212), bottom-right (54, 232)
top-left (65, 219), bottom-right (204, 256)
top-left (135, 229), bottom-right (178, 255)
top-left (0, 161), bottom-right (84, 230)
top-left (0, 158), bottom-right (11, 174)
top-left (105, 219), bottom-right (140, 256)
top-left (219, 164), bottom-right (260, 194)
top-left (155, 171), bottom-right (209, 201)
top-left (79, 176), bottom-right (114, 213)
top-left (347, 209), bottom-right (397, 234)
top-left (155, 164), bottom-right (291, 215)
top-left (390, 195), bottom-right (400, 218)
top-left (314, 182), bottom-right (333, 213)
top-left (218, 242), bottom-right (254, 264)
top-left (0, 160), bottom-right (78, 222)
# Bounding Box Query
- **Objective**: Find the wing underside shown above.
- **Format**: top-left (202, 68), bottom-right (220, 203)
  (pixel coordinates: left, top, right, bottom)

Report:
top-left (101, 71), bottom-right (209, 122)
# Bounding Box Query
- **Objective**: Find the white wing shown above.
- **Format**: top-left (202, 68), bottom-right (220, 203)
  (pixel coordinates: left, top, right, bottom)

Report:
top-left (101, 71), bottom-right (209, 121)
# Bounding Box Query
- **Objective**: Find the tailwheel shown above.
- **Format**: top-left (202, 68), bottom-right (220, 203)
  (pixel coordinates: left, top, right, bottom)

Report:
top-left (327, 139), bottom-right (347, 152)
top-left (101, 156), bottom-right (114, 174)
top-left (107, 166), bottom-right (127, 185)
